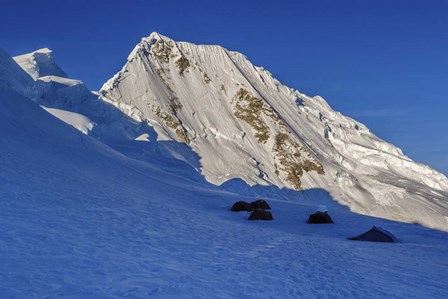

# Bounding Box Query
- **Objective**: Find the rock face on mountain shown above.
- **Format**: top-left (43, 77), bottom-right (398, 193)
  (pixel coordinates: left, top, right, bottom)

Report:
top-left (98, 32), bottom-right (448, 230)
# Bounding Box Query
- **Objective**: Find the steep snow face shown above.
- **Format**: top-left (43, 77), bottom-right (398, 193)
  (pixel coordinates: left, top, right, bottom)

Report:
top-left (101, 33), bottom-right (325, 190)
top-left (100, 32), bottom-right (448, 230)
top-left (0, 48), bottom-right (36, 100)
top-left (35, 75), bottom-right (96, 109)
top-left (13, 48), bottom-right (67, 80)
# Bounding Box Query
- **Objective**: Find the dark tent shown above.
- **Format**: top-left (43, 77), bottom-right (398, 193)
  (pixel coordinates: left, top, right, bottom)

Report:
top-left (307, 211), bottom-right (334, 224)
top-left (230, 201), bottom-right (253, 212)
top-left (349, 226), bottom-right (398, 243)
top-left (248, 208), bottom-right (273, 221)
top-left (250, 199), bottom-right (271, 210)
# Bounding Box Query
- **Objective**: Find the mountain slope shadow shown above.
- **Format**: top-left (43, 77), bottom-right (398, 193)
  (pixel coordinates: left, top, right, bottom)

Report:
top-left (206, 181), bottom-right (448, 244)
top-left (36, 82), bottom-right (207, 184)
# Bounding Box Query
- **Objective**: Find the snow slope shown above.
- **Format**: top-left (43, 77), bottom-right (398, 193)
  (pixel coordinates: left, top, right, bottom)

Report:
top-left (0, 49), bottom-right (36, 100)
top-left (43, 107), bottom-right (96, 134)
top-left (1, 77), bottom-right (448, 298)
top-left (99, 33), bottom-right (448, 231)
top-left (13, 49), bottom-right (210, 185)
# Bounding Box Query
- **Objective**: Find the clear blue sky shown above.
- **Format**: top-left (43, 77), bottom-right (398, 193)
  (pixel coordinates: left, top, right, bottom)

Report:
top-left (1, 0), bottom-right (447, 175)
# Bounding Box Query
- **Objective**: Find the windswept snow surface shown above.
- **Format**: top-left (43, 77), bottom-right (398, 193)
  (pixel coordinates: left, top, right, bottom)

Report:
top-left (1, 47), bottom-right (448, 298)
top-left (99, 33), bottom-right (448, 231)
top-left (1, 84), bottom-right (448, 298)
top-left (43, 107), bottom-right (96, 134)
top-left (35, 75), bottom-right (95, 109)
top-left (0, 49), bottom-right (36, 100)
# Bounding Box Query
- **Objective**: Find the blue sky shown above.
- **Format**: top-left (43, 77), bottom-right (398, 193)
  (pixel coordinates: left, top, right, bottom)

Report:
top-left (1, 0), bottom-right (447, 175)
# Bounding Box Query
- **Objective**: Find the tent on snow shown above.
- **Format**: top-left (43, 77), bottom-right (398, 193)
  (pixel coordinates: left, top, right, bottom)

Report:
top-left (349, 226), bottom-right (398, 243)
top-left (248, 208), bottom-right (273, 221)
top-left (230, 201), bottom-right (253, 212)
top-left (307, 211), bottom-right (334, 224)
top-left (251, 199), bottom-right (271, 210)
top-left (230, 199), bottom-right (271, 212)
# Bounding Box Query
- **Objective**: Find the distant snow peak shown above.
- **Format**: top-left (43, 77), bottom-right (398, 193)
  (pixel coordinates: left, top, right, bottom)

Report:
top-left (147, 32), bottom-right (181, 46)
top-left (33, 47), bottom-right (52, 54)
top-left (14, 48), bottom-right (67, 80)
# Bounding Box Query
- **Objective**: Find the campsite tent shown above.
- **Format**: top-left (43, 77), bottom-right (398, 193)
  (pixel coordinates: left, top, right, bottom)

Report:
top-left (230, 201), bottom-right (253, 212)
top-left (251, 199), bottom-right (271, 210)
top-left (349, 226), bottom-right (398, 243)
top-left (307, 211), bottom-right (334, 224)
top-left (248, 208), bottom-right (273, 221)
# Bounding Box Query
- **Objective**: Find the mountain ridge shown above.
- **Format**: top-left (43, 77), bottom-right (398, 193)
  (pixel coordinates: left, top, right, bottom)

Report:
top-left (6, 32), bottom-right (448, 230)
top-left (98, 32), bottom-right (448, 230)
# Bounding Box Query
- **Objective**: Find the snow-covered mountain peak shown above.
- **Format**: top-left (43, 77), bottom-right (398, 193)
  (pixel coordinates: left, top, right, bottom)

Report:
top-left (9, 48), bottom-right (100, 112)
top-left (99, 34), bottom-right (448, 230)
top-left (33, 47), bottom-right (52, 54)
top-left (9, 50), bottom-right (96, 112)
top-left (126, 32), bottom-right (178, 61)
top-left (14, 48), bottom-right (67, 80)
top-left (146, 31), bottom-right (169, 42)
